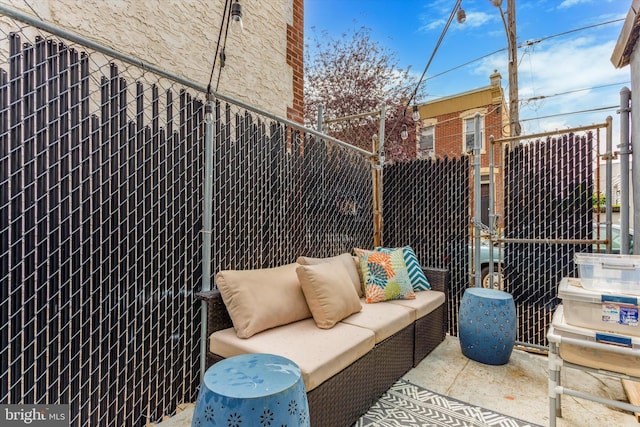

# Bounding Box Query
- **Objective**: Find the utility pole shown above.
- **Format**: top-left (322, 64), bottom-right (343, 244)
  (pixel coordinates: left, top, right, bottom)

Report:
top-left (506, 0), bottom-right (520, 136)
top-left (492, 0), bottom-right (520, 137)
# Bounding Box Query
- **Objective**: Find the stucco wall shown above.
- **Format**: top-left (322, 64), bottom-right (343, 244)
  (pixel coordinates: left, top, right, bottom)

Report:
top-left (2, 0), bottom-right (295, 118)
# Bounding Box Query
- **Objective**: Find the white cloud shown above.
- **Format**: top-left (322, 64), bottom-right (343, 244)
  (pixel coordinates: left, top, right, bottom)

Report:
top-left (558, 0), bottom-right (594, 9)
top-left (463, 11), bottom-right (499, 29)
top-left (418, 3), bottom-right (499, 32)
top-left (421, 18), bottom-right (447, 32)
top-left (475, 36), bottom-right (629, 135)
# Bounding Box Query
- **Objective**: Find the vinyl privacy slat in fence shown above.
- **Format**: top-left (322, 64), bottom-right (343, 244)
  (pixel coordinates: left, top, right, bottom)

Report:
top-left (1, 19), bottom-right (388, 425)
top-left (382, 157), bottom-right (470, 336)
top-left (504, 133), bottom-right (595, 346)
top-left (4, 10), bottom-right (609, 426)
top-left (1, 30), bottom-right (207, 425)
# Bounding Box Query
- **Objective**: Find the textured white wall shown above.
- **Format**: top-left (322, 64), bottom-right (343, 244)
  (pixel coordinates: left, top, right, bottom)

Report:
top-left (3, 0), bottom-right (293, 117)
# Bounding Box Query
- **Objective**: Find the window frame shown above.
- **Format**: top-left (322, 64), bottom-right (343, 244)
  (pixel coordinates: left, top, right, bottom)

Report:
top-left (460, 110), bottom-right (487, 154)
top-left (418, 124), bottom-right (435, 158)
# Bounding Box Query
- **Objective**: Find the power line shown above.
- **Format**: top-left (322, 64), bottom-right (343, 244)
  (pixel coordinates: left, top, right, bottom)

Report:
top-left (526, 18), bottom-right (624, 46)
top-left (385, 0), bottom-right (462, 143)
top-left (523, 81), bottom-right (631, 102)
top-left (425, 47), bottom-right (506, 83)
top-left (520, 105), bottom-right (618, 123)
top-left (208, 0), bottom-right (231, 94)
top-left (423, 18), bottom-right (625, 89)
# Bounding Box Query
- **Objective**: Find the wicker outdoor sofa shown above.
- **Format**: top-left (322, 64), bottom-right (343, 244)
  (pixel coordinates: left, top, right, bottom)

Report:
top-left (196, 252), bottom-right (448, 427)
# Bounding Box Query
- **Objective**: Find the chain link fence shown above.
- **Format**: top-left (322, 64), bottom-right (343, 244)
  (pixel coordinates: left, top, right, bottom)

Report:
top-left (0, 6), bottom-right (620, 426)
top-left (1, 13), bottom-right (206, 425)
top-left (0, 10), bottom-right (384, 426)
top-left (500, 127), bottom-right (609, 346)
top-left (322, 105), bottom-right (618, 348)
top-left (383, 158), bottom-right (470, 336)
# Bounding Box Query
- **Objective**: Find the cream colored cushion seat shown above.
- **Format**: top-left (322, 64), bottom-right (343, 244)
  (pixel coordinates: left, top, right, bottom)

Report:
top-left (340, 299), bottom-right (414, 343)
top-left (209, 319), bottom-right (375, 391)
top-left (387, 290), bottom-right (446, 319)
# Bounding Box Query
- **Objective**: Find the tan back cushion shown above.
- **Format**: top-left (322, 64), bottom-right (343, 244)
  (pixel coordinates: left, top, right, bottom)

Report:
top-left (297, 253), bottom-right (363, 297)
top-left (296, 263), bottom-right (362, 329)
top-left (216, 263), bottom-right (312, 338)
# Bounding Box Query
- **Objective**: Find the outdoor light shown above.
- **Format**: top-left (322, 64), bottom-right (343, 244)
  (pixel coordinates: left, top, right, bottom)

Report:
top-left (401, 125), bottom-right (408, 141)
top-left (412, 105), bottom-right (420, 122)
top-left (456, 6), bottom-right (466, 24)
top-left (490, 0), bottom-right (503, 7)
top-left (231, 0), bottom-right (243, 30)
top-left (231, 0), bottom-right (242, 21)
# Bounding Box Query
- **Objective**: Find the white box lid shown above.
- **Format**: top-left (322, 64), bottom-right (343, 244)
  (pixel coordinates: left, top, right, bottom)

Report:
top-left (574, 253), bottom-right (640, 267)
top-left (558, 277), bottom-right (640, 305)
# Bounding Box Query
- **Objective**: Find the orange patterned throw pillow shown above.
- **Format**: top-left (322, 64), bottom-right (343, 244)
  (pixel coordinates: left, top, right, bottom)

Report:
top-left (354, 248), bottom-right (416, 303)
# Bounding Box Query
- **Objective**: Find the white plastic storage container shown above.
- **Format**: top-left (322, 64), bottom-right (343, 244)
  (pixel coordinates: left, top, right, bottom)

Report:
top-left (558, 277), bottom-right (640, 336)
top-left (551, 305), bottom-right (640, 376)
top-left (574, 253), bottom-right (640, 294)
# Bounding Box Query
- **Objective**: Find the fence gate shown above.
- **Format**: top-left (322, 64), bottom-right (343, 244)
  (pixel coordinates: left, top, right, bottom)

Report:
top-left (493, 122), bottom-right (613, 347)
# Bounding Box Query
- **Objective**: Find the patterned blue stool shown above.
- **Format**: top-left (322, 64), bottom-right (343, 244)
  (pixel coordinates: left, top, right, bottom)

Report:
top-left (458, 287), bottom-right (516, 365)
top-left (192, 353), bottom-right (309, 427)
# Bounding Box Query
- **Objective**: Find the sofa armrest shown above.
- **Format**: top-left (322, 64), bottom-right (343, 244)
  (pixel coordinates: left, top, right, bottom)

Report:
top-left (422, 267), bottom-right (449, 294)
top-left (196, 289), bottom-right (222, 303)
top-left (422, 266), bottom-right (449, 338)
top-left (195, 288), bottom-right (234, 336)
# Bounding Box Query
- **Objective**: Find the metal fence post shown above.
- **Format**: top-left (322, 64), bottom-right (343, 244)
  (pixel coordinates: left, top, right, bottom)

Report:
top-left (620, 87), bottom-right (631, 254)
top-left (473, 113), bottom-right (482, 288)
top-left (317, 104), bottom-right (324, 132)
top-left (488, 135), bottom-right (495, 286)
top-left (373, 105), bottom-right (385, 247)
top-left (201, 95), bottom-right (215, 382)
top-left (606, 115), bottom-right (613, 253)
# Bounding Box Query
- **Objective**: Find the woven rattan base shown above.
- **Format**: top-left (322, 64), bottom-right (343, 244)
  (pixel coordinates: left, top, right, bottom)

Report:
top-left (196, 266), bottom-right (449, 427)
top-left (307, 323), bottom-right (414, 427)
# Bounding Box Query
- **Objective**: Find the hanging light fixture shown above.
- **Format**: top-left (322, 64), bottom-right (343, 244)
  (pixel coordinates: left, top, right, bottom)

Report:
top-left (231, 0), bottom-right (243, 30)
top-left (401, 125), bottom-right (408, 141)
top-left (456, 4), bottom-right (466, 24)
top-left (412, 105), bottom-right (420, 122)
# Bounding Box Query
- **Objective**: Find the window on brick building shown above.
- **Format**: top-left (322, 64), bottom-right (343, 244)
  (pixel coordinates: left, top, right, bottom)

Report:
top-left (419, 125), bottom-right (434, 158)
top-left (463, 116), bottom-right (484, 153)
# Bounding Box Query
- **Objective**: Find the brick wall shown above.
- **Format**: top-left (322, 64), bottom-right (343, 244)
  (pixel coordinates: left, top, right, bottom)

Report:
top-left (429, 101), bottom-right (505, 228)
top-left (287, 0), bottom-right (304, 123)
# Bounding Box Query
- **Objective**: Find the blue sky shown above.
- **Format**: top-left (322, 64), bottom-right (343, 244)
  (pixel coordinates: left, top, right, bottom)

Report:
top-left (305, 0), bottom-right (631, 137)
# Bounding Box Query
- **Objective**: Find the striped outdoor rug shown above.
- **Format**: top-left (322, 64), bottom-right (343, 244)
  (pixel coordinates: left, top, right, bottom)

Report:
top-left (355, 379), bottom-right (542, 427)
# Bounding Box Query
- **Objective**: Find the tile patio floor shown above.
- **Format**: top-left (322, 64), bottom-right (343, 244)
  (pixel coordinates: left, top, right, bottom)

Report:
top-left (155, 335), bottom-right (638, 426)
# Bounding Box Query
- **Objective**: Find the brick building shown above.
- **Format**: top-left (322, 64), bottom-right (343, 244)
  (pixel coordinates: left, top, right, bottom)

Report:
top-left (414, 71), bottom-right (509, 227)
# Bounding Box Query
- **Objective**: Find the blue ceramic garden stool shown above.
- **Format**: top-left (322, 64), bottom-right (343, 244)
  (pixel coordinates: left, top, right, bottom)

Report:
top-left (458, 287), bottom-right (516, 365)
top-left (192, 353), bottom-right (309, 427)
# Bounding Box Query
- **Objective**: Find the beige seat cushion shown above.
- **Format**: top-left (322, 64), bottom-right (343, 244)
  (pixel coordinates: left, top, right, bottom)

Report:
top-left (209, 319), bottom-right (375, 391)
top-left (387, 290), bottom-right (446, 319)
top-left (215, 263), bottom-right (311, 338)
top-left (296, 263), bottom-right (362, 329)
top-left (297, 253), bottom-right (363, 297)
top-left (340, 299), bottom-right (414, 343)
